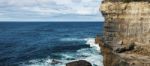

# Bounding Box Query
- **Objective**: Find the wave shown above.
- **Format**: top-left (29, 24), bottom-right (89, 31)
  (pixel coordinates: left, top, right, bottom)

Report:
top-left (84, 38), bottom-right (101, 51)
top-left (20, 58), bottom-right (65, 66)
top-left (20, 49), bottom-right (103, 66)
top-left (60, 37), bottom-right (100, 51)
top-left (76, 48), bottom-right (103, 66)
top-left (20, 37), bottom-right (103, 66)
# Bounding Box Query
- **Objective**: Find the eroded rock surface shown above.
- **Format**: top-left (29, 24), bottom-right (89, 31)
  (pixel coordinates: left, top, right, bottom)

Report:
top-left (97, 0), bottom-right (150, 66)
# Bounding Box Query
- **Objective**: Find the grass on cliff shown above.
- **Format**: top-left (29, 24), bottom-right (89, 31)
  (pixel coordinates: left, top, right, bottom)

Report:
top-left (106, 0), bottom-right (150, 2)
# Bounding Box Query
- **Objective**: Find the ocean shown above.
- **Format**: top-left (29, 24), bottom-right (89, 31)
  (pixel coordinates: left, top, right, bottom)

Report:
top-left (0, 22), bottom-right (104, 66)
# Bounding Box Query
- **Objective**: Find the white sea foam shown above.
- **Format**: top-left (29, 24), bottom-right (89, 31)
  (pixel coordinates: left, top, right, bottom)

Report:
top-left (60, 37), bottom-right (101, 51)
top-left (21, 38), bottom-right (103, 66)
top-left (76, 48), bottom-right (103, 66)
top-left (84, 38), bottom-right (101, 51)
top-left (83, 38), bottom-right (103, 66)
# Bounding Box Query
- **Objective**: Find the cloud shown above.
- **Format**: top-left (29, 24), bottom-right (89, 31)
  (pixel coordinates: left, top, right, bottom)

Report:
top-left (0, 0), bottom-right (104, 21)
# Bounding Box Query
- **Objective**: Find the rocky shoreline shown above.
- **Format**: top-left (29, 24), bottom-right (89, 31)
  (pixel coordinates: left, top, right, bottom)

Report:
top-left (66, 0), bottom-right (150, 66)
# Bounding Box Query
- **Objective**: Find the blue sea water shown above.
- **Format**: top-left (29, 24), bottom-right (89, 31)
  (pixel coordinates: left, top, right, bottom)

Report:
top-left (0, 22), bottom-right (104, 66)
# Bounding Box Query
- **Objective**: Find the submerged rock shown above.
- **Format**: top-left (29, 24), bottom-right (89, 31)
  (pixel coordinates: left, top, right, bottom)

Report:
top-left (66, 60), bottom-right (92, 66)
top-left (50, 59), bottom-right (62, 65)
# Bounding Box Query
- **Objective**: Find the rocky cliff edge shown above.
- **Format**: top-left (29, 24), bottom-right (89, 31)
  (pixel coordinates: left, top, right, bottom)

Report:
top-left (96, 1), bottom-right (150, 66)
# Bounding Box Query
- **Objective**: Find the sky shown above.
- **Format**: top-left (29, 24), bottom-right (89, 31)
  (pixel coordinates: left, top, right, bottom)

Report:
top-left (0, 0), bottom-right (104, 21)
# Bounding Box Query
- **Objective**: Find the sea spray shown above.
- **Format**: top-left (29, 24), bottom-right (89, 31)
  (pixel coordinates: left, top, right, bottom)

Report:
top-left (21, 38), bottom-right (103, 66)
top-left (84, 38), bottom-right (101, 51)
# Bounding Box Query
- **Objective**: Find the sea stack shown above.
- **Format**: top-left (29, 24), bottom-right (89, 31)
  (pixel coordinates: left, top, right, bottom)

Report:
top-left (97, 0), bottom-right (150, 66)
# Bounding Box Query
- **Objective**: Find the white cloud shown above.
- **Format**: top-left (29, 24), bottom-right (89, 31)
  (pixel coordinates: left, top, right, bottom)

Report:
top-left (54, 0), bottom-right (73, 5)
top-left (21, 7), bottom-right (60, 15)
top-left (0, 0), bottom-right (103, 21)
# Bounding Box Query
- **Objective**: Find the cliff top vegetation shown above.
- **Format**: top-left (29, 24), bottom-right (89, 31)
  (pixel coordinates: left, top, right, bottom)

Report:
top-left (105, 0), bottom-right (150, 2)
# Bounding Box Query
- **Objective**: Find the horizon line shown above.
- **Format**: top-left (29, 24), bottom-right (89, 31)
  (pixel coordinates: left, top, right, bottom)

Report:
top-left (0, 21), bottom-right (104, 22)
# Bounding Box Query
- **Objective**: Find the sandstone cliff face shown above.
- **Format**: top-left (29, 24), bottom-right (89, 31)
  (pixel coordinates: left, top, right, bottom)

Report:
top-left (97, 1), bottom-right (150, 66)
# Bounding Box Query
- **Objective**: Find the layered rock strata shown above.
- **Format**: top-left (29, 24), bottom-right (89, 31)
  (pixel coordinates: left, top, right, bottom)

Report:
top-left (97, 1), bottom-right (150, 66)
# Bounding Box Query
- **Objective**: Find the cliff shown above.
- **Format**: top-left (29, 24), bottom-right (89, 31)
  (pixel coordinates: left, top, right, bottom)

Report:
top-left (97, 0), bottom-right (150, 66)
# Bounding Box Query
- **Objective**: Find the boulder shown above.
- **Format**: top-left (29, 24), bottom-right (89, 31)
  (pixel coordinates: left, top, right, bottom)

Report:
top-left (50, 59), bottom-right (62, 65)
top-left (66, 60), bottom-right (92, 66)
